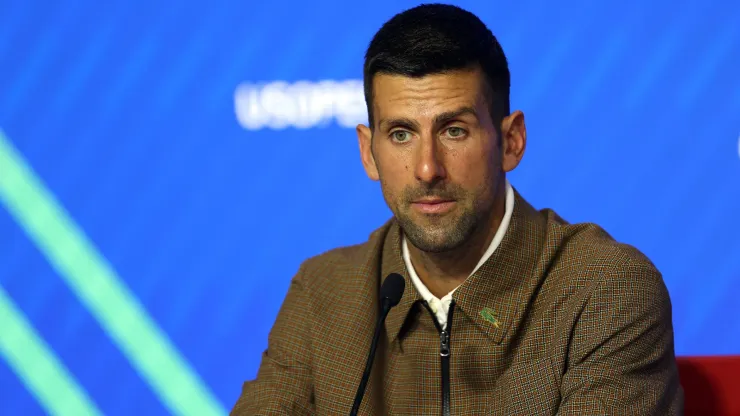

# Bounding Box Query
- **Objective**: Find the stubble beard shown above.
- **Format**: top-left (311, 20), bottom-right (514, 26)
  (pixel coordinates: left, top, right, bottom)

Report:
top-left (397, 207), bottom-right (480, 253)
top-left (393, 187), bottom-right (488, 254)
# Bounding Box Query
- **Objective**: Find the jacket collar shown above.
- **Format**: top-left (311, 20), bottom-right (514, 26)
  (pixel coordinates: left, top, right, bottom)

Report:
top-left (454, 189), bottom-right (549, 344)
top-left (380, 188), bottom-right (549, 345)
top-left (379, 221), bottom-right (422, 344)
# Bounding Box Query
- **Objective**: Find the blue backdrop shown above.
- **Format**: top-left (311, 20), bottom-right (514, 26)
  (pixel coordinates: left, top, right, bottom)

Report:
top-left (1, 0), bottom-right (738, 415)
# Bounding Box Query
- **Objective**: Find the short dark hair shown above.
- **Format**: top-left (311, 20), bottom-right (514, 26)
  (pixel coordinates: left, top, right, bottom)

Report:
top-left (363, 3), bottom-right (510, 128)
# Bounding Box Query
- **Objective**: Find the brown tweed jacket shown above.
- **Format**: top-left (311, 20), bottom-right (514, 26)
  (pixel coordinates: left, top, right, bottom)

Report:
top-left (232, 191), bottom-right (684, 415)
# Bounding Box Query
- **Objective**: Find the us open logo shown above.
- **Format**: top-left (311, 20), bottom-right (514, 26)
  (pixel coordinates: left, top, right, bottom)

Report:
top-left (234, 80), bottom-right (368, 130)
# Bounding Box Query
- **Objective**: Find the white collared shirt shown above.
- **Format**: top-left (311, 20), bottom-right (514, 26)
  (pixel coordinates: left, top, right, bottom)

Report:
top-left (402, 180), bottom-right (515, 330)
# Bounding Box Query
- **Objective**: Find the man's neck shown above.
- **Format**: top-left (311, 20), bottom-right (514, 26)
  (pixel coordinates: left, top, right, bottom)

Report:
top-left (406, 190), bottom-right (507, 298)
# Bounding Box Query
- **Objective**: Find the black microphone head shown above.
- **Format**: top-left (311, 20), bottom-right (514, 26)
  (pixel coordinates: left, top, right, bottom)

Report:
top-left (380, 273), bottom-right (405, 308)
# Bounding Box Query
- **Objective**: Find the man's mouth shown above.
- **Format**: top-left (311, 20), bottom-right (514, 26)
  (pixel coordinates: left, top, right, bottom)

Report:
top-left (410, 198), bottom-right (456, 214)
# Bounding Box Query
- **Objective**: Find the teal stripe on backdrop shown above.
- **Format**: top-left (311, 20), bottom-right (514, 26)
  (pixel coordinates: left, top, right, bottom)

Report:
top-left (0, 130), bottom-right (226, 416)
top-left (0, 285), bottom-right (102, 416)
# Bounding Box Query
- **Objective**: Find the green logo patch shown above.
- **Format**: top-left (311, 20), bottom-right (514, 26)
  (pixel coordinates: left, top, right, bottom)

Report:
top-left (480, 307), bottom-right (501, 328)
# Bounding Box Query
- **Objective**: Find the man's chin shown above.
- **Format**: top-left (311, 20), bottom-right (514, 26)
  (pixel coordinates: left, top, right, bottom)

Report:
top-left (405, 232), bottom-right (464, 253)
top-left (401, 215), bottom-right (454, 236)
top-left (398, 220), bottom-right (464, 253)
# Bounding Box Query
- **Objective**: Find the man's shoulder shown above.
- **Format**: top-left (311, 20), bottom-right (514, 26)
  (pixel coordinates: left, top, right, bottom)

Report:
top-left (552, 212), bottom-right (655, 268)
top-left (533, 208), bottom-right (673, 347)
top-left (541, 208), bottom-right (664, 292)
top-left (295, 219), bottom-right (394, 287)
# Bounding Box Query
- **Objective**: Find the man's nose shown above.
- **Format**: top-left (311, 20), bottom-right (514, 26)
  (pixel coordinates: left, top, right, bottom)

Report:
top-left (414, 135), bottom-right (447, 185)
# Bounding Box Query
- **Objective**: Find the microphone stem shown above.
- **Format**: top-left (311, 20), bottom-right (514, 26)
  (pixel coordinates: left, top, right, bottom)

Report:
top-left (349, 302), bottom-right (390, 416)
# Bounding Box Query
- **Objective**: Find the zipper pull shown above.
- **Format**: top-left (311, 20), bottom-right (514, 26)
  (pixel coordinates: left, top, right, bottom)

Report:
top-left (439, 330), bottom-right (450, 357)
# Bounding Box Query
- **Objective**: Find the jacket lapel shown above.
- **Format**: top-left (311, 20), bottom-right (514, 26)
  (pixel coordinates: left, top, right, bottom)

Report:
top-left (380, 221), bottom-right (422, 345)
top-left (453, 190), bottom-right (549, 345)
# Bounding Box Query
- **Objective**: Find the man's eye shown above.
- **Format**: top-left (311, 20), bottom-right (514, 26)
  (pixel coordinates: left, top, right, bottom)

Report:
top-left (446, 127), bottom-right (466, 138)
top-left (391, 131), bottom-right (412, 143)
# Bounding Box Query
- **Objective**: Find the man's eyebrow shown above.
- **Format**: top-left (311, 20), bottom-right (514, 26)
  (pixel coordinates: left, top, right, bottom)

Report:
top-left (433, 106), bottom-right (478, 126)
top-left (377, 107), bottom-right (478, 131)
top-left (378, 117), bottom-right (419, 131)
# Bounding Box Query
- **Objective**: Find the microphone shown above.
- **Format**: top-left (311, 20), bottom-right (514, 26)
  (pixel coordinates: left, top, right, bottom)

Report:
top-left (349, 273), bottom-right (405, 416)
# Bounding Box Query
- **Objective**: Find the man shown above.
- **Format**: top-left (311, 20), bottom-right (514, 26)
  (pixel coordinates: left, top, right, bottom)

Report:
top-left (232, 4), bottom-right (683, 415)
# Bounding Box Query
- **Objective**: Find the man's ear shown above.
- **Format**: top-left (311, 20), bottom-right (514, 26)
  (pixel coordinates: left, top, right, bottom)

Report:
top-left (357, 124), bottom-right (380, 181)
top-left (500, 110), bottom-right (527, 172)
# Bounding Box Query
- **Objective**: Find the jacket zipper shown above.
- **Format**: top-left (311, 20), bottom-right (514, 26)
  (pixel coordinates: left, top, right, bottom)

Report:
top-left (423, 300), bottom-right (456, 416)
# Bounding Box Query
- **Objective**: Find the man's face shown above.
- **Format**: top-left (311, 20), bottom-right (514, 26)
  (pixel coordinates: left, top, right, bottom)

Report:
top-left (357, 68), bottom-right (519, 253)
